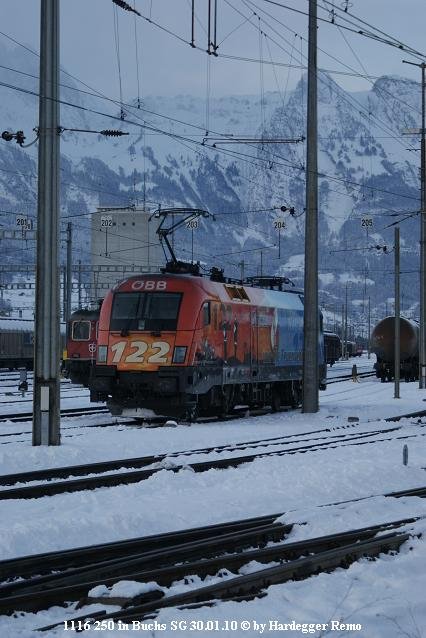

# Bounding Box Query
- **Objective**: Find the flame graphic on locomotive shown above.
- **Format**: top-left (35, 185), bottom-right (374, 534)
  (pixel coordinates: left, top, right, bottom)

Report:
top-left (89, 273), bottom-right (326, 419)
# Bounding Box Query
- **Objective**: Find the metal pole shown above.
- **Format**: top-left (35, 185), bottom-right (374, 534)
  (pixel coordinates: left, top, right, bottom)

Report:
top-left (368, 295), bottom-right (371, 359)
top-left (394, 226), bottom-right (400, 398)
top-left (191, 227), bottom-right (194, 263)
top-left (66, 222), bottom-right (72, 324)
top-left (344, 284), bottom-right (348, 359)
top-left (78, 260), bottom-right (82, 308)
top-left (239, 259), bottom-right (245, 282)
top-left (341, 303), bottom-right (344, 359)
top-left (403, 60), bottom-right (426, 388)
top-left (33, 0), bottom-right (60, 446)
top-left (302, 0), bottom-right (318, 413)
top-left (62, 267), bottom-right (66, 320)
top-left (421, 63), bottom-right (426, 388)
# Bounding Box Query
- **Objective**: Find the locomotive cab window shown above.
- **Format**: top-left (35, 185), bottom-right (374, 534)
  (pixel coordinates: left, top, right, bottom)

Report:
top-left (111, 292), bottom-right (182, 332)
top-left (202, 302), bottom-right (210, 326)
top-left (72, 320), bottom-right (91, 341)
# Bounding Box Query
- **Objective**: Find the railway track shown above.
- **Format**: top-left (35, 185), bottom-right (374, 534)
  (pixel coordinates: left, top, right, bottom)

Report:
top-left (0, 512), bottom-right (416, 631)
top-left (0, 369), bottom-right (377, 424)
top-left (0, 405), bottom-right (108, 424)
top-left (1, 423), bottom-right (423, 501)
top-left (0, 417), bottom-right (141, 446)
top-left (327, 371), bottom-right (375, 384)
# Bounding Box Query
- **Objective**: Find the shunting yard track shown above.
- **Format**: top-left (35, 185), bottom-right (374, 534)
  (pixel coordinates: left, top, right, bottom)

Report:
top-left (327, 371), bottom-right (375, 383)
top-left (1, 424), bottom-right (425, 501)
top-left (0, 405), bottom-right (108, 423)
top-left (0, 369), bottom-right (377, 425)
top-left (0, 511), bottom-right (418, 630)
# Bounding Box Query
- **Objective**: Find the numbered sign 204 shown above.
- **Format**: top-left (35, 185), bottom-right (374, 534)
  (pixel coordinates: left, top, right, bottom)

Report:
top-left (274, 219), bottom-right (286, 230)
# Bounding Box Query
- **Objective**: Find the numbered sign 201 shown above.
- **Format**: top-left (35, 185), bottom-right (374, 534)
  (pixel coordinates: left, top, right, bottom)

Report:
top-left (16, 216), bottom-right (32, 230)
top-left (361, 217), bottom-right (373, 228)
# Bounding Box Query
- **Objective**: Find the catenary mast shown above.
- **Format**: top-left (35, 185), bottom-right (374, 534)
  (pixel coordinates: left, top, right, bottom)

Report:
top-left (32, 0), bottom-right (61, 445)
top-left (302, 0), bottom-right (319, 413)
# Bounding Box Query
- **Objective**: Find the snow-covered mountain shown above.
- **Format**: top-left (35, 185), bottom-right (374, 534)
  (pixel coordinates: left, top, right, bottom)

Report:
top-left (0, 38), bottom-right (422, 329)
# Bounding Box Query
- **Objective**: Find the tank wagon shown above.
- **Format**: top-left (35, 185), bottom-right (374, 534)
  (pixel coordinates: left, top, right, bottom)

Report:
top-left (0, 318), bottom-right (34, 370)
top-left (89, 273), bottom-right (326, 419)
top-left (370, 316), bottom-right (419, 382)
top-left (63, 308), bottom-right (100, 387)
top-left (324, 331), bottom-right (341, 366)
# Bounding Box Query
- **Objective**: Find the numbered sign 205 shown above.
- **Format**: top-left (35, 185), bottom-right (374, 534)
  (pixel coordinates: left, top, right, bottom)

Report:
top-left (100, 215), bottom-right (113, 228)
top-left (361, 217), bottom-right (373, 228)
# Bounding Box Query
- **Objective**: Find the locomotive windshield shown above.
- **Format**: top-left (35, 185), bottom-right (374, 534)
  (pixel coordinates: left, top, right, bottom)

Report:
top-left (110, 292), bottom-right (182, 331)
top-left (72, 320), bottom-right (91, 341)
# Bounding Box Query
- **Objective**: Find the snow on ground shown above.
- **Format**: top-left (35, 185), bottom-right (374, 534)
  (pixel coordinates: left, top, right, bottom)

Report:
top-left (1, 353), bottom-right (426, 636)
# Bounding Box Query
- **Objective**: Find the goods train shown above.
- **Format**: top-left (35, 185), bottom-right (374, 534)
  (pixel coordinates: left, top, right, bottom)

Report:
top-left (370, 316), bottom-right (419, 382)
top-left (63, 308), bottom-right (100, 386)
top-left (324, 331), bottom-right (341, 366)
top-left (0, 318), bottom-right (34, 370)
top-left (0, 318), bottom-right (66, 371)
top-left (89, 272), bottom-right (327, 419)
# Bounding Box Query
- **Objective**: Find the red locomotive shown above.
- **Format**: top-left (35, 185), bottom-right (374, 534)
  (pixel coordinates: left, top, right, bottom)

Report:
top-left (63, 308), bottom-right (100, 387)
top-left (89, 272), bottom-right (326, 419)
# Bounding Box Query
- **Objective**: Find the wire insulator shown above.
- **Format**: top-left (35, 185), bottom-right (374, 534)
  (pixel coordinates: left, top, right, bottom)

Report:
top-left (112, 0), bottom-right (141, 16)
top-left (100, 129), bottom-right (129, 137)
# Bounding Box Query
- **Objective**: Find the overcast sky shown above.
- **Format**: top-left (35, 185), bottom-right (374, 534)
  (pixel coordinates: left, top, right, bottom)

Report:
top-left (1, 0), bottom-right (425, 100)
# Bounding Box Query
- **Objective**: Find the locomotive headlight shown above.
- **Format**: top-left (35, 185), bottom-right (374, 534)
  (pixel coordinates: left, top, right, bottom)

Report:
top-left (172, 346), bottom-right (187, 364)
top-left (97, 345), bottom-right (108, 363)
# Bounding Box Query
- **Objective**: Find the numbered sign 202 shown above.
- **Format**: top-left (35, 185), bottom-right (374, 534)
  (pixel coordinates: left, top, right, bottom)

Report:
top-left (100, 215), bottom-right (113, 228)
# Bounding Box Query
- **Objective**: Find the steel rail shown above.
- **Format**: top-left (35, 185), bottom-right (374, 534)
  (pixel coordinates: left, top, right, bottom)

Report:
top-left (0, 522), bottom-right (292, 600)
top-left (0, 427), bottom-right (403, 500)
top-left (0, 423), bottom-right (381, 486)
top-left (0, 512), bottom-right (282, 581)
top-left (1, 518), bottom-right (416, 616)
top-left (36, 528), bottom-right (412, 631)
